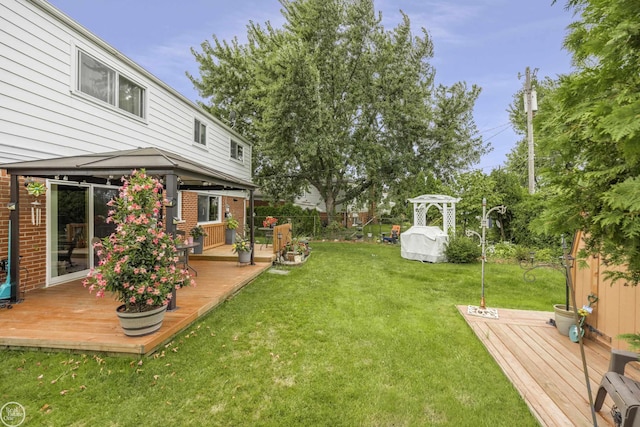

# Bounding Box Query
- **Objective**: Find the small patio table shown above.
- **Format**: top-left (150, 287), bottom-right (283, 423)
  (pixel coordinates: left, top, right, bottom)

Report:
top-left (176, 242), bottom-right (200, 277)
top-left (169, 241), bottom-right (201, 312)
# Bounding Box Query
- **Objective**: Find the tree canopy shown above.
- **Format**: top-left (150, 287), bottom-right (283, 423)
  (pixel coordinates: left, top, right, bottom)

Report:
top-left (535, 0), bottom-right (640, 282)
top-left (189, 0), bottom-right (487, 220)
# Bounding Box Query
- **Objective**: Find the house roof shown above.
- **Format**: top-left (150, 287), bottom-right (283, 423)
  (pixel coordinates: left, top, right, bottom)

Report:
top-left (0, 147), bottom-right (257, 191)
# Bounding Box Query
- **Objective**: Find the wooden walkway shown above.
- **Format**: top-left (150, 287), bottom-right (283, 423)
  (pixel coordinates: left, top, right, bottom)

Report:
top-left (459, 305), bottom-right (640, 426)
top-left (0, 246), bottom-right (274, 355)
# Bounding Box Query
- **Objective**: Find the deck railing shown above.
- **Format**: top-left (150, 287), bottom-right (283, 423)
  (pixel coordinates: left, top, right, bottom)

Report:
top-left (200, 223), bottom-right (293, 253)
top-left (201, 223), bottom-right (225, 250)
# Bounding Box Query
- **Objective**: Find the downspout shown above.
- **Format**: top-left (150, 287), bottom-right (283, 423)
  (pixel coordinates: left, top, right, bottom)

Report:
top-left (9, 174), bottom-right (19, 302)
top-left (164, 173), bottom-right (178, 311)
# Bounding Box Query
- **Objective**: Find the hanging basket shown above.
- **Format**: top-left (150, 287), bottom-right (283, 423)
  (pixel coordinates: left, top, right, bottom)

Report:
top-left (116, 304), bottom-right (167, 337)
top-left (26, 181), bottom-right (46, 197)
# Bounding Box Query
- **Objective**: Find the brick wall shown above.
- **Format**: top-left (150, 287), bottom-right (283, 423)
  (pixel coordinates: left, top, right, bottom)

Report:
top-left (0, 180), bottom-right (250, 294)
top-left (223, 196), bottom-right (246, 235)
top-left (177, 191), bottom-right (198, 235)
top-left (0, 171), bottom-right (47, 293)
top-left (177, 192), bottom-right (246, 235)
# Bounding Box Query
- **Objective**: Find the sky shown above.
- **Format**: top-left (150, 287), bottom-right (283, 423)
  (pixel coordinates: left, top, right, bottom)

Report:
top-left (48, 0), bottom-right (576, 173)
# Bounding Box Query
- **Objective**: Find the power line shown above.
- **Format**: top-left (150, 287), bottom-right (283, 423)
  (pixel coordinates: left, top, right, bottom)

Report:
top-left (482, 126), bottom-right (511, 143)
top-left (475, 122), bottom-right (511, 136)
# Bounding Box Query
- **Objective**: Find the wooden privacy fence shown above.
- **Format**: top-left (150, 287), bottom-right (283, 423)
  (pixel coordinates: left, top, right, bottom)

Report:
top-left (272, 224), bottom-right (292, 254)
top-left (572, 230), bottom-right (640, 350)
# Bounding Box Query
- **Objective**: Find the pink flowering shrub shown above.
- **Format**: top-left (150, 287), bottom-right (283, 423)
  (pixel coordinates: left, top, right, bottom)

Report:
top-left (83, 169), bottom-right (194, 312)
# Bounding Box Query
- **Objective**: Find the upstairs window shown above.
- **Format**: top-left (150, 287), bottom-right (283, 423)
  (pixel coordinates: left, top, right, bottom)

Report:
top-left (77, 50), bottom-right (145, 118)
top-left (230, 140), bottom-right (244, 162)
top-left (194, 119), bottom-right (206, 145)
top-left (118, 75), bottom-right (144, 117)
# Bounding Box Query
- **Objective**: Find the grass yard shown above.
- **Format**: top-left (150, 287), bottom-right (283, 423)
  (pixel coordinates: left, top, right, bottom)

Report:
top-left (0, 242), bottom-right (564, 426)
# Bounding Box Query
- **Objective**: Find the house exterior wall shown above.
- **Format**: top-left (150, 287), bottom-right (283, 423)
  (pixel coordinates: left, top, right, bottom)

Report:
top-left (0, 0), bottom-right (254, 292)
top-left (0, 173), bottom-right (47, 293)
top-left (572, 230), bottom-right (640, 351)
top-left (294, 187), bottom-right (326, 213)
top-left (1, 0), bottom-right (252, 177)
top-left (177, 193), bottom-right (246, 237)
top-left (292, 185), bottom-right (393, 226)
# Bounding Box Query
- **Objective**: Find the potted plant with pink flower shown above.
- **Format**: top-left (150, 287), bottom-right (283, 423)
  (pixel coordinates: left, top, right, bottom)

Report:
top-left (83, 169), bottom-right (194, 336)
top-left (263, 216), bottom-right (278, 228)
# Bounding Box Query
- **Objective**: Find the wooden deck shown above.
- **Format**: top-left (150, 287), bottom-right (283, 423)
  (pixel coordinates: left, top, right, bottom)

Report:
top-left (0, 245), bottom-right (275, 355)
top-left (459, 305), bottom-right (640, 426)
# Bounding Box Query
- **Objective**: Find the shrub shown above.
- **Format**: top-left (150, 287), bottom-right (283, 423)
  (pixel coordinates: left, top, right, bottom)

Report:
top-left (513, 245), bottom-right (534, 262)
top-left (445, 235), bottom-right (482, 263)
top-left (487, 241), bottom-right (518, 261)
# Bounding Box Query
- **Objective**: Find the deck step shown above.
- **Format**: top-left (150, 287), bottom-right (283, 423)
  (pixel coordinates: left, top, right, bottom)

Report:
top-left (191, 245), bottom-right (276, 264)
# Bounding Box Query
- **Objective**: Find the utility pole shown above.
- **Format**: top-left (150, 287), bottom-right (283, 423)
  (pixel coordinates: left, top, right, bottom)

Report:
top-left (523, 67), bottom-right (538, 194)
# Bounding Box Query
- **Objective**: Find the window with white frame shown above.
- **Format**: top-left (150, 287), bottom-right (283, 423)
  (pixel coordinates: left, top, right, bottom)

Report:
top-left (176, 191), bottom-right (184, 221)
top-left (230, 140), bottom-right (244, 162)
top-left (77, 50), bottom-right (145, 118)
top-left (194, 119), bottom-right (207, 145)
top-left (197, 194), bottom-right (220, 222)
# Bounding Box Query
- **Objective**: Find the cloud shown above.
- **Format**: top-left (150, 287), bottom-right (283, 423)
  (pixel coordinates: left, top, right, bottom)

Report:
top-left (128, 5), bottom-right (286, 102)
top-left (377, 0), bottom-right (485, 45)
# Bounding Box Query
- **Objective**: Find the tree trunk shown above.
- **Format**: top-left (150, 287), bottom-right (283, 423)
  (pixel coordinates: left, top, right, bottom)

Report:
top-left (324, 193), bottom-right (336, 224)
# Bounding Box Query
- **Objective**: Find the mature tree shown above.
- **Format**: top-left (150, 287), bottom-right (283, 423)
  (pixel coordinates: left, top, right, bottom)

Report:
top-left (534, 0), bottom-right (640, 282)
top-left (444, 171), bottom-right (498, 236)
top-left (189, 0), bottom-right (487, 221)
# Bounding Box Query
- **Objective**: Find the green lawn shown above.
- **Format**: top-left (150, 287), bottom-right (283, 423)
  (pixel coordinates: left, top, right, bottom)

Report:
top-left (0, 242), bottom-right (564, 426)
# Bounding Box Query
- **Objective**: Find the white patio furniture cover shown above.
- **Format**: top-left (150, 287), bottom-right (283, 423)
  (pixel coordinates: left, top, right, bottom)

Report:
top-left (400, 226), bottom-right (449, 263)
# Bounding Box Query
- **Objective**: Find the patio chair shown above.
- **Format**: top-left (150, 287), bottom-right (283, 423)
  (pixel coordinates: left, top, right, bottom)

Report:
top-left (58, 230), bottom-right (81, 267)
top-left (594, 349), bottom-right (640, 427)
top-left (382, 225), bottom-right (400, 244)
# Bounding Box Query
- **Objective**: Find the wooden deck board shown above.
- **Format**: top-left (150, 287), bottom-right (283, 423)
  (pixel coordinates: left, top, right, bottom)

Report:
top-left (458, 305), bottom-right (640, 426)
top-left (0, 250), bottom-right (273, 355)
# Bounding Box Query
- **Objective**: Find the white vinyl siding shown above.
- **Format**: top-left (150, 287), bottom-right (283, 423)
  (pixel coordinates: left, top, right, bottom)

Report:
top-left (1, 0), bottom-right (252, 181)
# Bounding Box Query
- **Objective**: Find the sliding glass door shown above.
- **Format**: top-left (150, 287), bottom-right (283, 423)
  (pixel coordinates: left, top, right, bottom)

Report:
top-left (49, 183), bottom-right (89, 283)
top-left (48, 183), bottom-right (119, 285)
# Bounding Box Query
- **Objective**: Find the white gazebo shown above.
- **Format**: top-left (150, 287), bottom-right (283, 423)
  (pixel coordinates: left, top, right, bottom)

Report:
top-left (400, 194), bottom-right (460, 263)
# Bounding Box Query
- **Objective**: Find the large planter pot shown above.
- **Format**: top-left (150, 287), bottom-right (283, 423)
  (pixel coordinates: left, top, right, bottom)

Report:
top-left (553, 304), bottom-right (577, 336)
top-left (116, 304), bottom-right (167, 337)
top-left (237, 250), bottom-right (251, 264)
top-left (225, 229), bottom-right (236, 245)
top-left (193, 236), bottom-right (203, 254)
top-left (287, 252), bottom-right (303, 263)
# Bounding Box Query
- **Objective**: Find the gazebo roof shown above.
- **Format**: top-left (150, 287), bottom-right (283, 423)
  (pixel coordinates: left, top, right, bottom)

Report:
top-left (407, 194), bottom-right (460, 204)
top-left (0, 147), bottom-right (256, 191)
